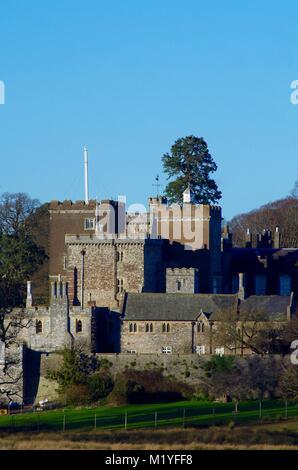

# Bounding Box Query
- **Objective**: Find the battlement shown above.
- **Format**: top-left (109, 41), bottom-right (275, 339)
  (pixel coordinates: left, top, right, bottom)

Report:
top-left (50, 200), bottom-right (97, 210)
top-left (65, 234), bottom-right (164, 246)
top-left (167, 267), bottom-right (199, 275)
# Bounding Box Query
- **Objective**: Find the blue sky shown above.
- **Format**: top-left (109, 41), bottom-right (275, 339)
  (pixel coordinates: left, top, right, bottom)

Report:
top-left (0, 0), bottom-right (297, 220)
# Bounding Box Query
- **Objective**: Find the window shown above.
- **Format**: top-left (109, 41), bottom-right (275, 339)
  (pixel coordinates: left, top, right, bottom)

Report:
top-left (36, 320), bottom-right (43, 334)
top-left (128, 350), bottom-right (137, 354)
top-left (177, 280), bottom-right (182, 291)
top-left (117, 279), bottom-right (124, 293)
top-left (215, 347), bottom-right (225, 357)
top-left (129, 323), bottom-right (137, 333)
top-left (279, 275), bottom-right (291, 296)
top-left (76, 320), bottom-right (82, 333)
top-left (196, 345), bottom-right (205, 355)
top-left (63, 256), bottom-right (67, 271)
top-left (162, 346), bottom-right (172, 354)
top-left (162, 323), bottom-right (170, 333)
top-left (116, 251), bottom-right (124, 262)
top-left (197, 321), bottom-right (205, 333)
top-left (145, 323), bottom-right (154, 333)
top-left (84, 218), bottom-right (95, 230)
top-left (255, 275), bottom-right (266, 295)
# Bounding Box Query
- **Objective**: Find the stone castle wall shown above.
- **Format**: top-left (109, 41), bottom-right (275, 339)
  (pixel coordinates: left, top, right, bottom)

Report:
top-left (66, 237), bottom-right (164, 309)
top-left (121, 320), bottom-right (194, 355)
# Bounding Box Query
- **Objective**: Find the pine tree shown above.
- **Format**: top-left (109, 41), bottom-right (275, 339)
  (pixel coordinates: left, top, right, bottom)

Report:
top-left (162, 135), bottom-right (221, 205)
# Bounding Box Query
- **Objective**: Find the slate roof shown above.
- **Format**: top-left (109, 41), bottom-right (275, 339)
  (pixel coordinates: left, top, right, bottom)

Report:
top-left (122, 293), bottom-right (291, 322)
top-left (122, 293), bottom-right (238, 321)
top-left (239, 295), bottom-right (291, 321)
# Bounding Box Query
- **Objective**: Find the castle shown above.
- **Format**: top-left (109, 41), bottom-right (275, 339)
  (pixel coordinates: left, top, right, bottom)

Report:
top-left (2, 185), bottom-right (298, 403)
top-left (15, 186), bottom-right (298, 355)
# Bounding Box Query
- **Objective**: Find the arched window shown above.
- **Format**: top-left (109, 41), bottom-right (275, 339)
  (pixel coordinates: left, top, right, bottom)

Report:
top-left (166, 323), bottom-right (170, 333)
top-left (36, 320), bottom-right (43, 334)
top-left (76, 320), bottom-right (82, 333)
top-left (129, 323), bottom-right (133, 333)
top-left (133, 323), bottom-right (137, 333)
top-left (198, 321), bottom-right (205, 333)
top-left (145, 323), bottom-right (149, 332)
top-left (177, 280), bottom-right (182, 291)
top-left (150, 323), bottom-right (153, 333)
top-left (202, 323), bottom-right (205, 333)
top-left (162, 323), bottom-right (166, 333)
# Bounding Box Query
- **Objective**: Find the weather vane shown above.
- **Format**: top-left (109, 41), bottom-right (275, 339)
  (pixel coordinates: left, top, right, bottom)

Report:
top-left (152, 174), bottom-right (162, 198)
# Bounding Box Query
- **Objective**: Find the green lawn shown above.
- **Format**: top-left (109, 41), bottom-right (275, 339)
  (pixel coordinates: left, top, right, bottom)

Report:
top-left (0, 399), bottom-right (297, 433)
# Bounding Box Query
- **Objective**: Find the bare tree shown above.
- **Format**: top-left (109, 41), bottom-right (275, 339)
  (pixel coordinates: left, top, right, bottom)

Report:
top-left (0, 192), bottom-right (40, 236)
top-left (214, 307), bottom-right (284, 356)
top-left (279, 358), bottom-right (298, 399)
top-left (290, 178), bottom-right (298, 199)
top-left (229, 197), bottom-right (298, 248)
top-left (0, 308), bottom-right (32, 403)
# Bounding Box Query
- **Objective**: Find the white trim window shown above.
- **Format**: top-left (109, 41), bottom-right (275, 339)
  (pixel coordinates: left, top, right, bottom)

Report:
top-left (162, 346), bottom-right (172, 354)
top-left (215, 347), bottom-right (225, 357)
top-left (196, 345), bottom-right (206, 355)
top-left (84, 218), bottom-right (95, 230)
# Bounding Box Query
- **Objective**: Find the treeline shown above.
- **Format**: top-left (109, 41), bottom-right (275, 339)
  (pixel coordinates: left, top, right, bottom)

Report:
top-left (229, 197), bottom-right (298, 248)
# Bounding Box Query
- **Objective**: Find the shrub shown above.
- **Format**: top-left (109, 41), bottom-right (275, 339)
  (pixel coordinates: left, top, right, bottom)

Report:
top-left (88, 371), bottom-right (114, 401)
top-left (62, 384), bottom-right (92, 406)
top-left (107, 369), bottom-right (194, 405)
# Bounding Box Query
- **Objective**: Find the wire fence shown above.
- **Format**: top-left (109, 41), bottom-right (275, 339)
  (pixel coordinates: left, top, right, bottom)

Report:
top-left (0, 399), bottom-right (298, 433)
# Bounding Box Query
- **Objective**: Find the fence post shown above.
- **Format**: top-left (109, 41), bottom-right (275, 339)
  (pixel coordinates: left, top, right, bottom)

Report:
top-left (94, 413), bottom-right (97, 429)
top-left (259, 400), bottom-right (262, 420)
top-left (285, 400), bottom-right (288, 419)
top-left (124, 412), bottom-right (127, 430)
top-left (62, 413), bottom-right (66, 432)
top-left (183, 408), bottom-right (186, 428)
top-left (155, 412), bottom-right (157, 428)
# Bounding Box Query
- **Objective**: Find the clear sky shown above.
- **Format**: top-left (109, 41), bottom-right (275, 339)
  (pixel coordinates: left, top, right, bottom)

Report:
top-left (0, 0), bottom-right (297, 220)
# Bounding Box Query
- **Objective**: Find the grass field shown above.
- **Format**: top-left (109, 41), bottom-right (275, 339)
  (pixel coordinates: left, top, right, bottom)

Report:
top-left (0, 398), bottom-right (298, 433)
top-left (2, 419), bottom-right (298, 449)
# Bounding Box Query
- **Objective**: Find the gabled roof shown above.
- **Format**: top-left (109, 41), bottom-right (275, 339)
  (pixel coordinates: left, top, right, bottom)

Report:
top-left (122, 293), bottom-right (238, 321)
top-left (122, 293), bottom-right (292, 322)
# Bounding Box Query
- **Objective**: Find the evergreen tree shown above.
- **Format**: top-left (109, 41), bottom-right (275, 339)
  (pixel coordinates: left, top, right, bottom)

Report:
top-left (162, 135), bottom-right (221, 205)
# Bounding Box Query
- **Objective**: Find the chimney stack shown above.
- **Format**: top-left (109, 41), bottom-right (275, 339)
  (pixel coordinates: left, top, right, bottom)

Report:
top-left (238, 273), bottom-right (246, 301)
top-left (26, 281), bottom-right (33, 308)
top-left (245, 228), bottom-right (252, 248)
top-left (274, 226), bottom-right (281, 249)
